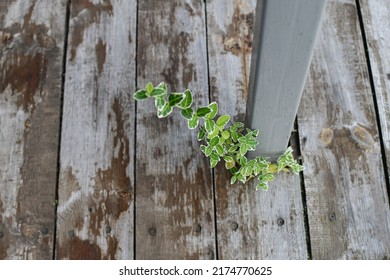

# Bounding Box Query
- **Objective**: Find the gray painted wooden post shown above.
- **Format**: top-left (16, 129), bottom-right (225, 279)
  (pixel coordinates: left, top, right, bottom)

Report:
top-left (246, 0), bottom-right (326, 160)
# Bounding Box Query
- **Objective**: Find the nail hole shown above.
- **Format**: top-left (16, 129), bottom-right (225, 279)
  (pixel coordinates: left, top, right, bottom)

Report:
top-left (41, 227), bottom-right (49, 235)
top-left (105, 226), bottom-right (111, 234)
top-left (68, 230), bottom-right (75, 239)
top-left (277, 218), bottom-right (285, 226)
top-left (0, 231), bottom-right (4, 238)
top-left (230, 221), bottom-right (239, 231)
top-left (148, 227), bottom-right (157, 237)
top-left (329, 213), bottom-right (336, 221)
top-left (195, 224), bottom-right (202, 233)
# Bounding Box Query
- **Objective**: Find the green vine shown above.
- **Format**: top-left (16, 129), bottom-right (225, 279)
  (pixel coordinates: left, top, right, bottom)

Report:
top-left (133, 82), bottom-right (303, 190)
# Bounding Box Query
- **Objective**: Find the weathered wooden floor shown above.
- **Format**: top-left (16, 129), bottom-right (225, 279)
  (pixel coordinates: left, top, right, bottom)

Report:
top-left (1, 0), bottom-right (390, 260)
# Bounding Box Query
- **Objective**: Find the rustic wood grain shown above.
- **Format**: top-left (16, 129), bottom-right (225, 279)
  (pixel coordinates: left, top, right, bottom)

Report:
top-left (359, 0), bottom-right (390, 182)
top-left (298, 0), bottom-right (390, 259)
top-left (56, 0), bottom-right (136, 259)
top-left (135, 0), bottom-right (215, 259)
top-left (206, 0), bottom-right (308, 259)
top-left (0, 0), bottom-right (67, 259)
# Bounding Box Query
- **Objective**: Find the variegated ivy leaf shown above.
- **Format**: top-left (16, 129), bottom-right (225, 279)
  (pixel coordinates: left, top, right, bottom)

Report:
top-left (176, 89), bottom-right (193, 109)
top-left (239, 144), bottom-right (248, 156)
top-left (168, 93), bottom-right (184, 106)
top-left (145, 82), bottom-right (153, 95)
top-left (133, 90), bottom-right (148, 100)
top-left (221, 130), bottom-right (230, 140)
top-left (155, 98), bottom-right (166, 111)
top-left (157, 103), bottom-right (172, 118)
top-left (181, 108), bottom-right (193, 120)
top-left (197, 127), bottom-right (206, 141)
top-left (210, 159), bottom-right (218, 168)
top-left (206, 102), bottom-right (218, 119)
top-left (200, 145), bottom-right (207, 155)
top-left (209, 136), bottom-right (219, 146)
top-left (216, 115), bottom-right (230, 128)
top-left (256, 182), bottom-right (269, 191)
top-left (205, 145), bottom-right (213, 156)
top-left (157, 82), bottom-right (167, 91)
top-left (150, 88), bottom-right (166, 97)
top-left (188, 114), bottom-right (199, 129)
top-left (205, 119), bottom-right (215, 133)
top-left (196, 107), bottom-right (211, 117)
top-left (225, 160), bottom-right (235, 170)
top-left (215, 144), bottom-right (224, 156)
top-left (230, 175), bottom-right (237, 184)
top-left (208, 125), bottom-right (219, 139)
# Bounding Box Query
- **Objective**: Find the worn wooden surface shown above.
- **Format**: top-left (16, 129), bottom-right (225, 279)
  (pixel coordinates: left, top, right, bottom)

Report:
top-left (56, 0), bottom-right (136, 259)
top-left (1, 0), bottom-right (390, 260)
top-left (0, 0), bottom-right (66, 259)
top-left (298, 0), bottom-right (390, 259)
top-left (135, 0), bottom-right (215, 260)
top-left (207, 0), bottom-right (308, 259)
top-left (359, 0), bottom-right (390, 179)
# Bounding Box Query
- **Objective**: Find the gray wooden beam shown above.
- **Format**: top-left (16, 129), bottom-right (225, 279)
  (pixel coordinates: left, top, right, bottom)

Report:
top-left (246, 0), bottom-right (326, 161)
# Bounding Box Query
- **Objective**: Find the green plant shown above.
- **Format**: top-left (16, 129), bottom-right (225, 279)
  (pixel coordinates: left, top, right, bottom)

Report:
top-left (133, 82), bottom-right (303, 190)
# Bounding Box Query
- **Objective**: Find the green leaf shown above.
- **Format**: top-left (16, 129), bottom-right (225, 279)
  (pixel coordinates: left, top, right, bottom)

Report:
top-left (205, 119), bottom-right (215, 133)
top-left (205, 145), bottom-right (213, 156)
top-left (196, 107), bottom-right (211, 117)
top-left (215, 144), bottom-right (224, 156)
top-left (208, 125), bottom-right (220, 139)
top-left (256, 182), bottom-right (269, 191)
top-left (156, 82), bottom-right (167, 91)
top-left (197, 128), bottom-right (206, 141)
top-left (206, 102), bottom-right (218, 119)
top-left (181, 108), bottom-right (193, 120)
top-left (145, 82), bottom-right (153, 95)
top-left (150, 88), bottom-right (166, 97)
top-left (188, 114), bottom-right (199, 129)
top-left (155, 98), bottom-right (166, 111)
top-left (209, 152), bottom-right (220, 161)
top-left (221, 130), bottom-right (230, 140)
top-left (216, 115), bottom-right (230, 128)
top-left (218, 137), bottom-right (226, 145)
top-left (230, 175), bottom-right (237, 184)
top-left (225, 160), bottom-right (235, 170)
top-left (133, 90), bottom-right (148, 101)
top-left (210, 159), bottom-right (218, 168)
top-left (157, 103), bottom-right (172, 118)
top-left (176, 89), bottom-right (193, 109)
top-left (239, 156), bottom-right (247, 166)
top-left (200, 145), bottom-right (207, 155)
top-left (228, 144), bottom-right (239, 153)
top-left (210, 136), bottom-right (219, 146)
top-left (231, 131), bottom-right (238, 142)
top-left (239, 144), bottom-right (248, 156)
top-left (168, 93), bottom-right (184, 106)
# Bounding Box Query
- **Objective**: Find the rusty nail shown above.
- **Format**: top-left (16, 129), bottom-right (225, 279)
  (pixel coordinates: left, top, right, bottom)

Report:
top-left (277, 218), bottom-right (285, 226)
top-left (148, 227), bottom-right (156, 237)
top-left (329, 213), bottom-right (336, 221)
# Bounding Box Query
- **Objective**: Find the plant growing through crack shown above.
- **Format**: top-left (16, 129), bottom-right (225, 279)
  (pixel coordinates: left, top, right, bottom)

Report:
top-left (133, 82), bottom-right (303, 190)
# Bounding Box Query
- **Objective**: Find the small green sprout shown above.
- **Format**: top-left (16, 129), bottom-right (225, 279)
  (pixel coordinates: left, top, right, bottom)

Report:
top-left (133, 82), bottom-right (303, 191)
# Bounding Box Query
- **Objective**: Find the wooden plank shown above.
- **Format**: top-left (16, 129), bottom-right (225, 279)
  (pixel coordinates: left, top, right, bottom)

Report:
top-left (206, 0), bottom-right (308, 259)
top-left (56, 0), bottom-right (136, 259)
top-left (136, 0), bottom-right (215, 259)
top-left (0, 0), bottom-right (66, 259)
top-left (298, 0), bottom-right (390, 259)
top-left (359, 0), bottom-right (390, 182)
top-left (247, 0), bottom-right (326, 161)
